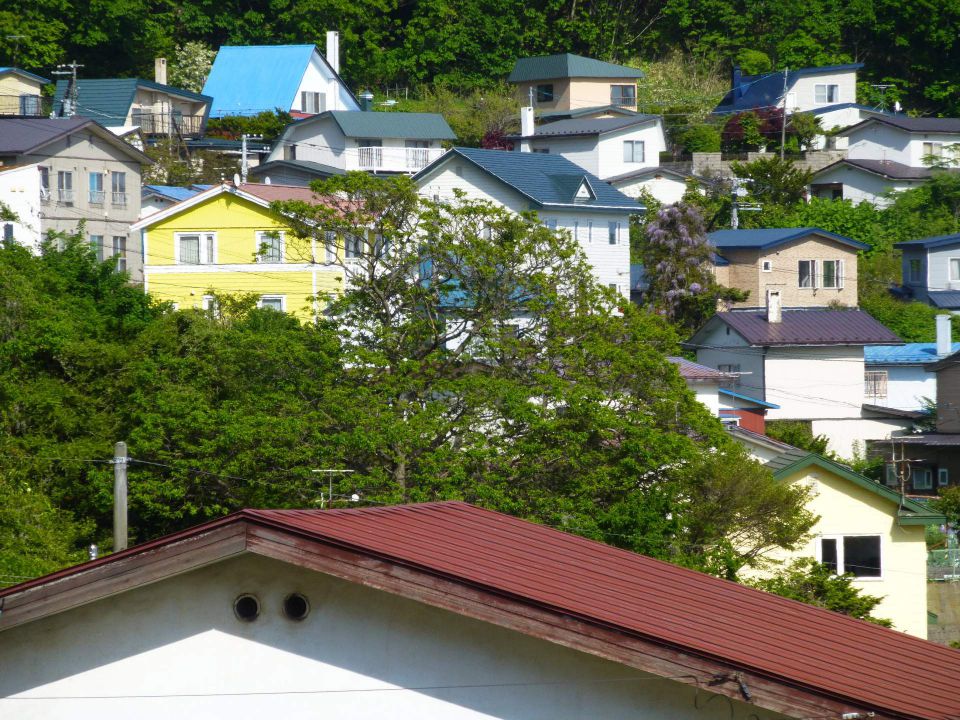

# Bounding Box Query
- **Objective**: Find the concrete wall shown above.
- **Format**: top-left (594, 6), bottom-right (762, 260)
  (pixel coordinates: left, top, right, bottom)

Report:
top-left (764, 345), bottom-right (864, 421)
top-left (0, 553), bottom-right (788, 720)
top-left (687, 150), bottom-right (846, 179)
top-left (0, 164), bottom-right (42, 252)
top-left (928, 582), bottom-right (960, 647)
top-left (865, 364), bottom-right (936, 411)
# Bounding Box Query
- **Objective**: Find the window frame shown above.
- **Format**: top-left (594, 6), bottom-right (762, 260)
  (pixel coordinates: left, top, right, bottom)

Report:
top-left (175, 231), bottom-right (217, 265)
top-left (864, 370), bottom-right (888, 399)
top-left (112, 235), bottom-right (127, 273)
top-left (622, 140), bottom-right (645, 163)
top-left (814, 84), bottom-right (839, 104)
top-left (761, 260), bottom-right (772, 272)
top-left (258, 295), bottom-right (285, 312)
top-left (950, 257), bottom-right (960, 282)
top-left (608, 221), bottom-right (620, 246)
top-left (798, 259), bottom-right (817, 288)
top-left (908, 258), bottom-right (922, 284)
top-left (535, 84), bottom-right (554, 103)
top-left (88, 171), bottom-right (105, 205)
top-left (111, 171), bottom-right (127, 207)
top-left (610, 84), bottom-right (637, 106)
top-left (343, 233), bottom-right (364, 260)
top-left (255, 230), bottom-right (284, 264)
top-left (57, 170), bottom-right (74, 205)
top-left (821, 258), bottom-right (844, 289)
top-left (938, 468), bottom-right (950, 487)
top-left (913, 467), bottom-right (933, 490)
top-left (89, 234), bottom-right (104, 262)
top-left (817, 534), bottom-right (883, 580)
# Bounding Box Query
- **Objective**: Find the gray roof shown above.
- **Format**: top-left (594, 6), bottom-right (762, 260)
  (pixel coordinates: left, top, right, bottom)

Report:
top-left (507, 115), bottom-right (658, 140)
top-left (894, 233), bottom-right (960, 250)
top-left (53, 78), bottom-right (211, 125)
top-left (707, 227), bottom-right (868, 251)
top-left (0, 117), bottom-right (151, 162)
top-left (844, 115), bottom-right (960, 135)
top-left (508, 54), bottom-right (644, 82)
top-left (325, 111), bottom-right (456, 140)
top-left (667, 356), bottom-right (732, 381)
top-left (414, 147), bottom-right (644, 213)
top-left (689, 309), bottom-right (902, 347)
top-left (928, 291), bottom-right (960, 309)
top-left (539, 105), bottom-right (639, 122)
top-left (249, 158), bottom-right (345, 181)
top-left (816, 158), bottom-right (934, 181)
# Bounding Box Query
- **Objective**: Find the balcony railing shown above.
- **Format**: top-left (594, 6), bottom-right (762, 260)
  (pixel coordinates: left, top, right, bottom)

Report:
top-left (0, 94), bottom-right (50, 117)
top-left (89, 190), bottom-right (105, 205)
top-left (358, 146), bottom-right (383, 169)
top-left (111, 192), bottom-right (128, 207)
top-left (406, 147), bottom-right (431, 170)
top-left (130, 110), bottom-right (206, 137)
top-left (351, 146), bottom-right (445, 173)
top-left (58, 189), bottom-right (74, 204)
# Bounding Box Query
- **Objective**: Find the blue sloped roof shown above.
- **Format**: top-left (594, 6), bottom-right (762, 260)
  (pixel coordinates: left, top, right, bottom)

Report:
top-left (866, 343), bottom-right (960, 365)
top-left (203, 45), bottom-right (359, 118)
top-left (416, 147), bottom-right (644, 213)
top-left (0, 67), bottom-right (49, 85)
top-left (714, 63), bottom-right (863, 114)
top-left (928, 291), bottom-right (960, 309)
top-left (508, 54), bottom-right (644, 82)
top-left (142, 185), bottom-right (203, 202)
top-left (708, 227), bottom-right (867, 251)
top-left (718, 388), bottom-right (780, 409)
top-left (894, 233), bottom-right (960, 250)
top-left (52, 79), bottom-right (211, 125)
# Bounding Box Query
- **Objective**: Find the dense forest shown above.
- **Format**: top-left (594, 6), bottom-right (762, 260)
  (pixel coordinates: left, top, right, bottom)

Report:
top-left (5, 0), bottom-right (960, 115)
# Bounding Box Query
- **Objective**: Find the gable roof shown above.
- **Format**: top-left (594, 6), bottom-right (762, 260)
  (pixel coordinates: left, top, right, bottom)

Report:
top-left (0, 67), bottom-right (49, 85)
top-left (715, 63), bottom-right (863, 114)
top-left (866, 342), bottom-right (960, 365)
top-left (815, 158), bottom-right (934, 181)
top-left (0, 117), bottom-right (152, 163)
top-left (688, 309), bottom-right (902, 348)
top-left (841, 115), bottom-right (960, 135)
top-left (1, 501), bottom-right (957, 720)
top-left (52, 78), bottom-right (212, 125)
top-left (506, 114), bottom-right (659, 140)
top-left (414, 147), bottom-right (644, 213)
top-left (322, 110), bottom-right (456, 140)
top-left (508, 54), bottom-right (644, 82)
top-left (203, 45), bottom-right (360, 118)
top-left (708, 227), bottom-right (868, 251)
top-left (667, 356), bottom-right (733, 381)
top-left (894, 232), bottom-right (960, 250)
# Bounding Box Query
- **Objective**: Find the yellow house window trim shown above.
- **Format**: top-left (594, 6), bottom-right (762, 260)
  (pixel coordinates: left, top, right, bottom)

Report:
top-left (255, 230), bottom-right (285, 264)
top-left (175, 231), bottom-right (216, 265)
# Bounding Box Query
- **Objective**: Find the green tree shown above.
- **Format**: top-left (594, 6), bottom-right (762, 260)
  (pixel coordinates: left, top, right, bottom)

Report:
top-left (169, 41), bottom-right (216, 93)
top-left (932, 486), bottom-right (960, 527)
top-left (765, 420), bottom-right (831, 456)
top-left (730, 156), bottom-right (814, 206)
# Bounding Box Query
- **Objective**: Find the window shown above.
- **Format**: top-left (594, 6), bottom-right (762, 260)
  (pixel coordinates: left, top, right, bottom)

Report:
top-left (301, 91), bottom-right (325, 113)
top-left (608, 221), bottom-right (620, 245)
top-left (623, 140), bottom-right (645, 163)
top-left (864, 370), bottom-right (888, 399)
top-left (112, 236), bottom-right (127, 273)
top-left (821, 259), bottom-right (843, 289)
top-left (818, 535), bottom-right (881, 578)
top-left (531, 147), bottom-right (550, 154)
top-left (798, 259), bottom-right (816, 288)
top-left (259, 296), bottom-right (284, 312)
top-left (88, 172), bottom-right (105, 205)
top-left (950, 258), bottom-right (960, 282)
top-left (176, 232), bottom-right (215, 264)
top-left (324, 230), bottom-right (338, 263)
top-left (285, 144), bottom-right (297, 161)
top-left (39, 166), bottom-right (50, 202)
top-left (587, 221), bottom-right (593, 243)
top-left (761, 260), bottom-right (772, 272)
top-left (608, 283), bottom-right (620, 294)
top-left (111, 172), bottom-right (127, 207)
top-left (2, 223), bottom-right (13, 242)
top-left (939, 468), bottom-right (950, 487)
top-left (256, 231), bottom-right (283, 263)
top-left (923, 142), bottom-right (944, 159)
top-left (201, 295), bottom-right (219, 316)
top-left (908, 258), bottom-right (922, 283)
top-left (535, 84), bottom-right (554, 103)
top-left (573, 221), bottom-right (579, 240)
top-left (89, 234), bottom-right (103, 262)
top-left (718, 363), bottom-right (741, 374)
top-left (57, 170), bottom-right (73, 205)
top-left (344, 234), bottom-right (364, 259)
top-left (611, 84), bottom-right (636, 106)
top-left (884, 463), bottom-right (898, 487)
top-left (913, 467), bottom-right (933, 490)
top-left (814, 84), bottom-right (839, 103)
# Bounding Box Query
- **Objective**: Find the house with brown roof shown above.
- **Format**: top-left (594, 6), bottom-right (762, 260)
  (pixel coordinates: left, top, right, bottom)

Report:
top-left (2, 501), bottom-right (959, 719)
top-left (687, 300), bottom-right (912, 457)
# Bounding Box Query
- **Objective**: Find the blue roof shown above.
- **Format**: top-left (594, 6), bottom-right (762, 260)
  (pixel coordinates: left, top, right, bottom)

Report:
top-left (866, 343), bottom-right (960, 365)
top-left (894, 233), bottom-right (960, 251)
top-left (928, 291), bottom-right (960, 309)
top-left (809, 103), bottom-right (884, 116)
top-left (202, 45), bottom-right (359, 118)
top-left (415, 147), bottom-right (644, 213)
top-left (143, 185), bottom-right (204, 202)
top-left (0, 67), bottom-right (49, 85)
top-left (718, 388), bottom-right (780, 409)
top-left (708, 227), bottom-right (868, 251)
top-left (714, 64), bottom-right (863, 114)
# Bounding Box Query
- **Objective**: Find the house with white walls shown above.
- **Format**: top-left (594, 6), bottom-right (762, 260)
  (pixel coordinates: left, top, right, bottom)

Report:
top-left (667, 356), bottom-right (734, 417)
top-left (413, 147), bottom-right (642, 295)
top-left (260, 111), bottom-right (455, 179)
top-left (894, 232), bottom-right (960, 311)
top-left (202, 35), bottom-right (360, 118)
top-left (811, 116), bottom-right (960, 206)
top-left (0, 163), bottom-right (42, 252)
top-left (2, 502), bottom-right (959, 720)
top-left (730, 426), bottom-right (944, 639)
top-left (686, 299), bottom-right (910, 457)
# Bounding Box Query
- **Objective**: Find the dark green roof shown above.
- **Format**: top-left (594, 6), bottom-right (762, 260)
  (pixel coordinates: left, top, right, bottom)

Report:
top-left (326, 111), bottom-right (456, 140)
top-left (52, 79), bottom-right (212, 125)
top-left (508, 54), bottom-right (644, 83)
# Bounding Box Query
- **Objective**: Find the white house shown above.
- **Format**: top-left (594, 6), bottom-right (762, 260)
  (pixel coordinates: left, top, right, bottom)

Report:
top-left (686, 299), bottom-right (910, 457)
top-left (1, 502), bottom-right (958, 720)
top-left (894, 231), bottom-right (960, 311)
top-left (412, 147), bottom-right (643, 295)
top-left (0, 163), bottom-right (42, 252)
top-left (668, 356), bottom-right (734, 417)
top-left (262, 111), bottom-right (455, 177)
top-left (202, 35), bottom-right (361, 118)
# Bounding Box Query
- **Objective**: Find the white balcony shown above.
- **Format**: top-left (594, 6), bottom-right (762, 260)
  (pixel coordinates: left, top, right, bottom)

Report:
top-left (112, 192), bottom-right (128, 207)
top-left (348, 146), bottom-right (445, 173)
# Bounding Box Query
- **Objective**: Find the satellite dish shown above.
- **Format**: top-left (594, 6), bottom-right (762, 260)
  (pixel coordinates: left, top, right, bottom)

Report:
top-left (264, 177), bottom-right (271, 185)
top-left (735, 187), bottom-right (749, 197)
top-left (233, 173), bottom-right (241, 186)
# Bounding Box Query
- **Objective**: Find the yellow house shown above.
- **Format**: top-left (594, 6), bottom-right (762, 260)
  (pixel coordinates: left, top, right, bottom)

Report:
top-left (130, 183), bottom-right (343, 320)
top-left (0, 68), bottom-right (49, 116)
top-left (730, 425), bottom-right (945, 639)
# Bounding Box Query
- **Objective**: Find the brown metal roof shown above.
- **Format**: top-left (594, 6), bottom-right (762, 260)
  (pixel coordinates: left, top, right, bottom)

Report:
top-left (237, 182), bottom-right (329, 204)
top-left (2, 502), bottom-right (958, 719)
top-left (667, 356), bottom-right (733, 381)
top-left (712, 309), bottom-right (901, 346)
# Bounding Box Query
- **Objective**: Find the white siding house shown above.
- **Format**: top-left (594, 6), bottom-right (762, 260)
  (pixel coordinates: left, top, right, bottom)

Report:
top-left (0, 163), bottom-right (42, 252)
top-left (714, 64), bottom-right (862, 121)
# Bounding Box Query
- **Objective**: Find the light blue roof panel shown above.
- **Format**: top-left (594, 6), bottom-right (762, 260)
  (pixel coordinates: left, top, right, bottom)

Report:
top-left (143, 185), bottom-right (203, 202)
top-left (718, 388), bottom-right (781, 409)
top-left (866, 343), bottom-right (960, 365)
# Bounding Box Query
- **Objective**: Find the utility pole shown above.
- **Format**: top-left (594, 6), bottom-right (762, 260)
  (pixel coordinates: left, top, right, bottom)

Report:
top-left (780, 67), bottom-right (789, 160)
top-left (311, 469), bottom-right (355, 508)
top-left (240, 134), bottom-right (262, 184)
top-left (113, 441), bottom-right (128, 552)
top-left (730, 177), bottom-right (761, 229)
top-left (529, 86), bottom-right (535, 108)
top-left (51, 61), bottom-right (84, 117)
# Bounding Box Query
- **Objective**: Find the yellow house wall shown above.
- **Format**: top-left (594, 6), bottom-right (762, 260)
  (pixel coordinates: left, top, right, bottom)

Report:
top-left (756, 466), bottom-right (929, 638)
top-left (142, 192), bottom-right (343, 321)
top-left (0, 74), bottom-right (44, 96)
top-left (513, 77), bottom-right (637, 111)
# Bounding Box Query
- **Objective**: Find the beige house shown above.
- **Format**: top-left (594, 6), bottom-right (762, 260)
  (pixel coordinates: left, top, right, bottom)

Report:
top-left (731, 426), bottom-right (944, 639)
top-left (508, 53), bottom-right (644, 116)
top-left (709, 228), bottom-right (866, 309)
top-left (0, 67), bottom-right (49, 117)
top-left (0, 117), bottom-right (152, 281)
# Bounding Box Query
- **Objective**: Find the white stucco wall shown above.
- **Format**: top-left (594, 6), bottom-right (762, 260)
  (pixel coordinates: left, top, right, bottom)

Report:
top-left (846, 123), bottom-right (911, 164)
top-left (764, 345), bottom-right (864, 421)
top-left (296, 53), bottom-right (360, 113)
top-left (613, 173), bottom-right (687, 205)
top-left (788, 70), bottom-right (858, 113)
top-left (595, 122), bottom-right (666, 179)
top-left (812, 106), bottom-right (869, 133)
top-left (693, 324), bottom-right (765, 397)
top-left (810, 164), bottom-right (918, 207)
top-left (691, 381), bottom-right (722, 416)
top-left (524, 136), bottom-right (600, 176)
top-left (810, 416), bottom-right (913, 459)
top-left (0, 554), bottom-right (789, 720)
top-left (0, 164), bottom-right (42, 252)
top-left (866, 365), bottom-right (936, 411)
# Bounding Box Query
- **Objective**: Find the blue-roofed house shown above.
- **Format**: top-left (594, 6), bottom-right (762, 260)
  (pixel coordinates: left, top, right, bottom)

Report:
top-left (0, 68), bottom-right (49, 117)
top-left (257, 110), bottom-right (456, 181)
top-left (895, 232), bottom-right (960, 310)
top-left (140, 184), bottom-right (208, 218)
top-left (202, 36), bottom-right (360, 118)
top-left (714, 63), bottom-right (863, 127)
top-left (707, 227), bottom-right (866, 309)
top-left (413, 147), bottom-right (644, 295)
top-left (507, 54), bottom-right (644, 119)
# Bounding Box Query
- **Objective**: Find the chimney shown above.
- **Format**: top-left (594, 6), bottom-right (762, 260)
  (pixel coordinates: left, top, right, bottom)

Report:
top-left (326, 31), bottom-right (340, 74)
top-left (766, 289), bottom-right (782, 324)
top-left (359, 90), bottom-right (373, 112)
top-left (518, 106), bottom-right (535, 152)
top-left (155, 57), bottom-right (167, 85)
top-left (937, 313), bottom-right (952, 356)
top-left (731, 64), bottom-right (742, 98)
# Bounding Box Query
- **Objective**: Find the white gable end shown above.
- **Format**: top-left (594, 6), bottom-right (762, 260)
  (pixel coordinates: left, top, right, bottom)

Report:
top-left (294, 52), bottom-right (360, 114)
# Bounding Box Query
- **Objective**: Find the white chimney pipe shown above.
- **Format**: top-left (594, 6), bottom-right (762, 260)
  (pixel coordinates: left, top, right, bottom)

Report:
top-left (766, 289), bottom-right (782, 324)
top-left (326, 31), bottom-right (340, 74)
top-left (521, 106), bottom-right (535, 138)
top-left (155, 58), bottom-right (167, 86)
top-left (936, 313), bottom-right (952, 356)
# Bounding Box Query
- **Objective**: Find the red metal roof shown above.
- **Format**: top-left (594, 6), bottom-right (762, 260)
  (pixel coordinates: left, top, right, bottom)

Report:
top-left (714, 309), bottom-right (901, 346)
top-left (3, 502), bottom-right (958, 719)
